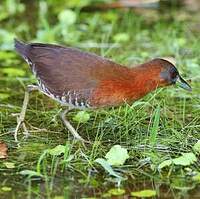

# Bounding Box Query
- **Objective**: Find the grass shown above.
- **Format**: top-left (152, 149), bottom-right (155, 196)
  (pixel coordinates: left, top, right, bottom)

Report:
top-left (0, 1), bottom-right (200, 198)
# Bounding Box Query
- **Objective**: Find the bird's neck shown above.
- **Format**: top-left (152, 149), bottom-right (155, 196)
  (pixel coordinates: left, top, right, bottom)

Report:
top-left (127, 67), bottom-right (160, 101)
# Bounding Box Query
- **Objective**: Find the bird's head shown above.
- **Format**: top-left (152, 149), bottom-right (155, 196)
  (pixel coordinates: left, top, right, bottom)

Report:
top-left (146, 58), bottom-right (192, 91)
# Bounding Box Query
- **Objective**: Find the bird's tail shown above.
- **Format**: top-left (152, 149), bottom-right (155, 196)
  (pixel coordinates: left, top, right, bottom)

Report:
top-left (14, 38), bottom-right (27, 57)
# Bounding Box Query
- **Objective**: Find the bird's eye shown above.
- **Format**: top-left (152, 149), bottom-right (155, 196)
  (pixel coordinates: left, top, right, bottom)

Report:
top-left (169, 67), bottom-right (179, 83)
top-left (170, 66), bottom-right (178, 78)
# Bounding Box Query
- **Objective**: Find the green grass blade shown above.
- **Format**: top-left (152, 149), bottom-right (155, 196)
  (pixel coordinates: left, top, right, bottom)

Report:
top-left (149, 105), bottom-right (160, 146)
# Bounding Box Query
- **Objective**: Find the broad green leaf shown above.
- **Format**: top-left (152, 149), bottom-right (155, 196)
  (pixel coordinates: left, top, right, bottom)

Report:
top-left (131, 189), bottom-right (156, 198)
top-left (94, 158), bottom-right (122, 179)
top-left (193, 140), bottom-right (200, 153)
top-left (108, 188), bottom-right (125, 196)
top-left (73, 111), bottom-right (90, 123)
top-left (158, 159), bottom-right (172, 170)
top-left (48, 145), bottom-right (66, 156)
top-left (105, 145), bottom-right (129, 166)
top-left (58, 9), bottom-right (76, 26)
top-left (19, 170), bottom-right (42, 178)
top-left (173, 153), bottom-right (197, 166)
top-left (3, 162), bottom-right (15, 169)
top-left (158, 153), bottom-right (197, 170)
top-left (1, 186), bottom-right (12, 192)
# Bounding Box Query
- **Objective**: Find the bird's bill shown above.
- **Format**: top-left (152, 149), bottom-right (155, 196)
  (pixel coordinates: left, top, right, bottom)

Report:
top-left (176, 76), bottom-right (192, 91)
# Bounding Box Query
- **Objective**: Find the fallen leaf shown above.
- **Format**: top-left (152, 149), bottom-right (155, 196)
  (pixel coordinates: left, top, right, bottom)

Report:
top-left (0, 141), bottom-right (8, 159)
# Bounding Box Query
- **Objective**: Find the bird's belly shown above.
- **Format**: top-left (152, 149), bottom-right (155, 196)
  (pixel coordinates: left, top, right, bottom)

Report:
top-left (89, 90), bottom-right (127, 108)
top-left (88, 84), bottom-right (150, 108)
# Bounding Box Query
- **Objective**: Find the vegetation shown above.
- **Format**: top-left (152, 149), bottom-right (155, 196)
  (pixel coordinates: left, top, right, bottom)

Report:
top-left (0, 0), bottom-right (200, 198)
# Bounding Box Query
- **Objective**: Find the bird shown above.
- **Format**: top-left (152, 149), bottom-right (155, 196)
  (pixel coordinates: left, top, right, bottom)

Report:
top-left (14, 39), bottom-right (191, 142)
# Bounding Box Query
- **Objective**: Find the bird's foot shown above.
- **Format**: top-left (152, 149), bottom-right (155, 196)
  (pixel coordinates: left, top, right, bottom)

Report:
top-left (10, 85), bottom-right (36, 143)
top-left (11, 113), bottom-right (30, 142)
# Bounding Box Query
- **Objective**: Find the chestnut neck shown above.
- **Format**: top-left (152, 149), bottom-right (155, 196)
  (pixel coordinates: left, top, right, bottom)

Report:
top-left (127, 65), bottom-right (162, 100)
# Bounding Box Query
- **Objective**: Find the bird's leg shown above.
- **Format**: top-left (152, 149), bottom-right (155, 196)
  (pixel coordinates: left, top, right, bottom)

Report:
top-left (61, 108), bottom-right (86, 142)
top-left (13, 85), bottom-right (38, 142)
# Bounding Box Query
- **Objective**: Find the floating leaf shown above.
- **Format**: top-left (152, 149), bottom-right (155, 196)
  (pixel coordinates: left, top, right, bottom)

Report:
top-left (94, 158), bottom-right (122, 178)
top-left (105, 145), bottom-right (129, 166)
top-left (1, 186), bottom-right (12, 192)
top-left (73, 111), bottom-right (90, 123)
top-left (108, 188), bottom-right (125, 196)
top-left (131, 189), bottom-right (156, 198)
top-left (48, 145), bottom-right (66, 156)
top-left (173, 153), bottom-right (197, 166)
top-left (0, 141), bottom-right (8, 159)
top-left (193, 140), bottom-right (200, 153)
top-left (3, 162), bottom-right (15, 169)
